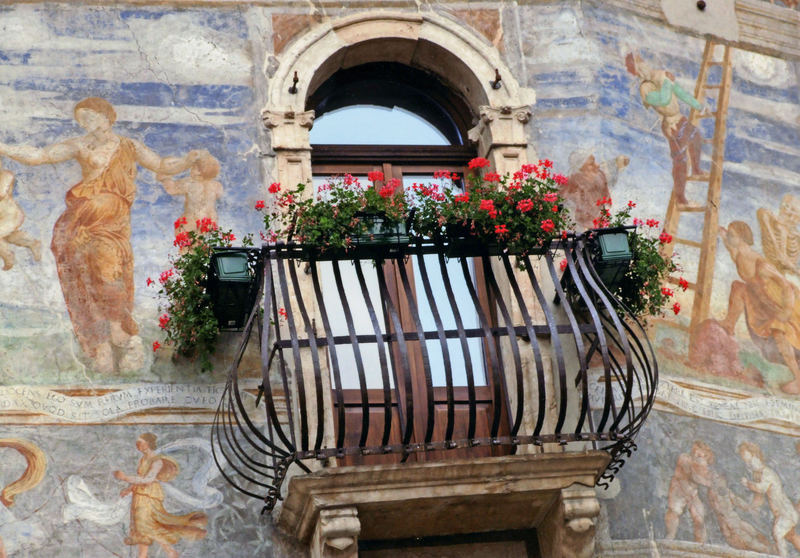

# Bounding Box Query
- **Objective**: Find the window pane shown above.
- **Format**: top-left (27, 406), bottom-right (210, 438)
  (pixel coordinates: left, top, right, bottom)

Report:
top-left (404, 174), bottom-right (487, 387)
top-left (310, 105), bottom-right (450, 146)
top-left (312, 176), bottom-right (395, 390)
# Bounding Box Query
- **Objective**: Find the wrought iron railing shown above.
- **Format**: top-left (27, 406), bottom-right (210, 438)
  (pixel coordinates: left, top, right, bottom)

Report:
top-left (212, 237), bottom-right (658, 512)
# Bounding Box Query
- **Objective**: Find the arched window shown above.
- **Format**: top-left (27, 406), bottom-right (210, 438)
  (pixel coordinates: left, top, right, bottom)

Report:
top-left (308, 62), bottom-right (509, 464)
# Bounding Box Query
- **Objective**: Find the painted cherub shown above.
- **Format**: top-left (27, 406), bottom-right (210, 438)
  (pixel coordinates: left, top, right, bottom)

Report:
top-left (0, 159), bottom-right (41, 270)
top-left (157, 150), bottom-right (222, 234)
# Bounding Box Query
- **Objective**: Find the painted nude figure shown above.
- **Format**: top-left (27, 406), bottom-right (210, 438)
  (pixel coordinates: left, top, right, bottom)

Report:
top-left (157, 150), bottom-right (222, 234)
top-left (737, 441), bottom-right (800, 557)
top-left (758, 194), bottom-right (800, 277)
top-left (0, 97), bottom-right (200, 374)
top-left (562, 150), bottom-right (630, 230)
top-left (719, 222), bottom-right (800, 394)
top-left (625, 53), bottom-right (707, 207)
top-left (665, 441), bottom-right (714, 542)
top-left (0, 160), bottom-right (41, 270)
top-left (113, 433), bottom-right (207, 558)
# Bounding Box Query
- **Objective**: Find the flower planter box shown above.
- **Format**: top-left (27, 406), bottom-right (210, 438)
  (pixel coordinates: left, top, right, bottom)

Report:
top-left (301, 212), bottom-right (411, 261)
top-left (208, 248), bottom-right (262, 330)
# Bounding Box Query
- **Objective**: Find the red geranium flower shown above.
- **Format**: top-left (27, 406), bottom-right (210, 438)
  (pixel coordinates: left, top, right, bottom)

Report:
top-left (553, 173), bottom-right (568, 185)
top-left (468, 157), bottom-right (490, 169)
top-left (672, 302), bottom-right (681, 315)
top-left (659, 231), bottom-right (673, 244)
top-left (255, 200), bottom-right (265, 210)
top-left (146, 277), bottom-right (154, 287)
top-left (678, 277), bottom-right (689, 291)
top-left (484, 172), bottom-right (501, 182)
top-left (517, 199), bottom-right (534, 212)
top-left (268, 182), bottom-right (281, 194)
top-left (152, 341), bottom-right (161, 352)
top-left (494, 224), bottom-right (509, 236)
top-left (543, 192), bottom-right (558, 203)
top-left (541, 219), bottom-right (555, 233)
top-left (661, 287), bottom-right (674, 297)
top-left (646, 218), bottom-right (660, 228)
top-left (596, 196), bottom-right (612, 207)
top-left (158, 314), bottom-right (170, 329)
top-left (560, 259), bottom-right (568, 271)
top-left (454, 192), bottom-right (470, 203)
top-left (173, 231), bottom-right (191, 248)
top-left (368, 170), bottom-right (385, 183)
top-left (174, 216), bottom-right (187, 230)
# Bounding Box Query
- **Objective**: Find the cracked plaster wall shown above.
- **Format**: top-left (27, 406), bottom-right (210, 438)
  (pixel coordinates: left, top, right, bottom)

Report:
top-left (0, 2), bottom-right (798, 557)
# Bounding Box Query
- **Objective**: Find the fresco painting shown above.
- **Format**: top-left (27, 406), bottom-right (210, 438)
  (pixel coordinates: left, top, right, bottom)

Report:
top-left (0, 427), bottom-right (300, 557)
top-left (0, 439), bottom-right (47, 558)
top-left (0, 2), bottom-right (795, 556)
top-left (624, 51), bottom-right (708, 208)
top-left (0, 161), bottom-right (41, 271)
top-left (113, 433), bottom-right (208, 558)
top-left (158, 151), bottom-right (223, 238)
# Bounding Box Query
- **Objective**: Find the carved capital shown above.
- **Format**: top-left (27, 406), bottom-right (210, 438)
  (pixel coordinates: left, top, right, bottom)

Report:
top-left (539, 485), bottom-right (600, 558)
top-left (311, 507), bottom-right (361, 558)
top-left (261, 108), bottom-right (315, 151)
top-left (467, 105), bottom-right (532, 170)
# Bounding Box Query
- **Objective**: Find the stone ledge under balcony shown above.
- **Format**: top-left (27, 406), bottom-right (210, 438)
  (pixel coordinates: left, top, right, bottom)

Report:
top-left (277, 450), bottom-right (610, 544)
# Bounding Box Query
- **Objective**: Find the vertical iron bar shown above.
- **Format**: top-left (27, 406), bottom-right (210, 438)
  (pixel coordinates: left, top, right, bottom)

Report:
top-left (332, 260), bottom-right (371, 449)
top-left (396, 261), bottom-right (436, 444)
top-left (546, 247), bottom-right (591, 437)
top-left (481, 255), bottom-right (522, 436)
top-left (576, 243), bottom-right (642, 434)
top-left (276, 255), bottom-right (309, 452)
top-left (415, 251), bottom-right (455, 444)
top-left (287, 261), bottom-right (326, 452)
top-left (460, 256), bottom-right (503, 439)
top-left (437, 252), bottom-right (476, 440)
top-left (376, 263), bottom-right (414, 446)
top-left (260, 250), bottom-right (295, 451)
top-left (353, 260), bottom-right (394, 448)
top-left (499, 254), bottom-right (545, 436)
top-left (565, 241), bottom-right (614, 433)
top-left (309, 262), bottom-right (347, 452)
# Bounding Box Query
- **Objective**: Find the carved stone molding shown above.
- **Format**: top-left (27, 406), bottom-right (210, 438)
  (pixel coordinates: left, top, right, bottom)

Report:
top-left (468, 105), bottom-right (534, 174)
top-left (311, 507), bottom-right (361, 558)
top-left (538, 484), bottom-right (602, 558)
top-left (261, 109), bottom-right (315, 151)
top-left (278, 451), bottom-right (610, 546)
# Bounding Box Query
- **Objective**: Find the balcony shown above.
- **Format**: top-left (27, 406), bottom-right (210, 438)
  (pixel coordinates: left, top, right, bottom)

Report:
top-left (212, 236), bottom-right (657, 556)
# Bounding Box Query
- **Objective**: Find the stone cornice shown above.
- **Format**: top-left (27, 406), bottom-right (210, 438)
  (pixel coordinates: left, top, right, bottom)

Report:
top-left (603, 0), bottom-right (800, 60)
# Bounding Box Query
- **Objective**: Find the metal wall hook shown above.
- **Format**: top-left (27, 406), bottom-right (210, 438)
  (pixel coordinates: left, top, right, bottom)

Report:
top-left (491, 69), bottom-right (502, 90)
top-left (288, 71), bottom-right (299, 94)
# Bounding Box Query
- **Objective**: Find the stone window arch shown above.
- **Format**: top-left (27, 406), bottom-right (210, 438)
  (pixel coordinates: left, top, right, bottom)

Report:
top-left (262, 11), bottom-right (537, 189)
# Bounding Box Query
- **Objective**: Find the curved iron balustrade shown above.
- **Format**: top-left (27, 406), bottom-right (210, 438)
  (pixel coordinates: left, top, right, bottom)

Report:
top-left (212, 236), bottom-right (658, 512)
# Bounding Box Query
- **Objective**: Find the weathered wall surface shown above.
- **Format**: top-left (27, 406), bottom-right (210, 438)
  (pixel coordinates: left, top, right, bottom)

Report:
top-left (0, 1), bottom-right (798, 556)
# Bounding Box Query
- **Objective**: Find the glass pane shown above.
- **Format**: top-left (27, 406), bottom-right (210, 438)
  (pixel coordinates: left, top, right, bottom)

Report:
top-left (404, 174), bottom-right (488, 387)
top-left (312, 176), bottom-right (395, 390)
top-left (310, 105), bottom-right (450, 146)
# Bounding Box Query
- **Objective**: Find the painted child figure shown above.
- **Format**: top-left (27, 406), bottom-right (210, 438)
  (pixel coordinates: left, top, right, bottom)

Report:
top-left (157, 150), bottom-right (222, 235)
top-left (0, 159), bottom-right (41, 270)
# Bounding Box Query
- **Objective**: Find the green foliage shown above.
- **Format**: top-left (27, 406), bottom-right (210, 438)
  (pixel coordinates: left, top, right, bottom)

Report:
top-left (155, 219), bottom-right (252, 372)
top-left (260, 173), bottom-right (408, 255)
top-left (600, 201), bottom-right (682, 318)
top-left (411, 161), bottom-right (574, 259)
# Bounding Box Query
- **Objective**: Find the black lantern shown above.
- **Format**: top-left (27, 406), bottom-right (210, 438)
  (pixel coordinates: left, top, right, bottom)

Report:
top-left (208, 248), bottom-right (262, 331)
top-left (591, 230), bottom-right (632, 289)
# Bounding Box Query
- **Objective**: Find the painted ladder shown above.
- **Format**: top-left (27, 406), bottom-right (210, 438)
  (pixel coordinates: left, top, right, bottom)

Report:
top-left (661, 39), bottom-right (733, 334)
